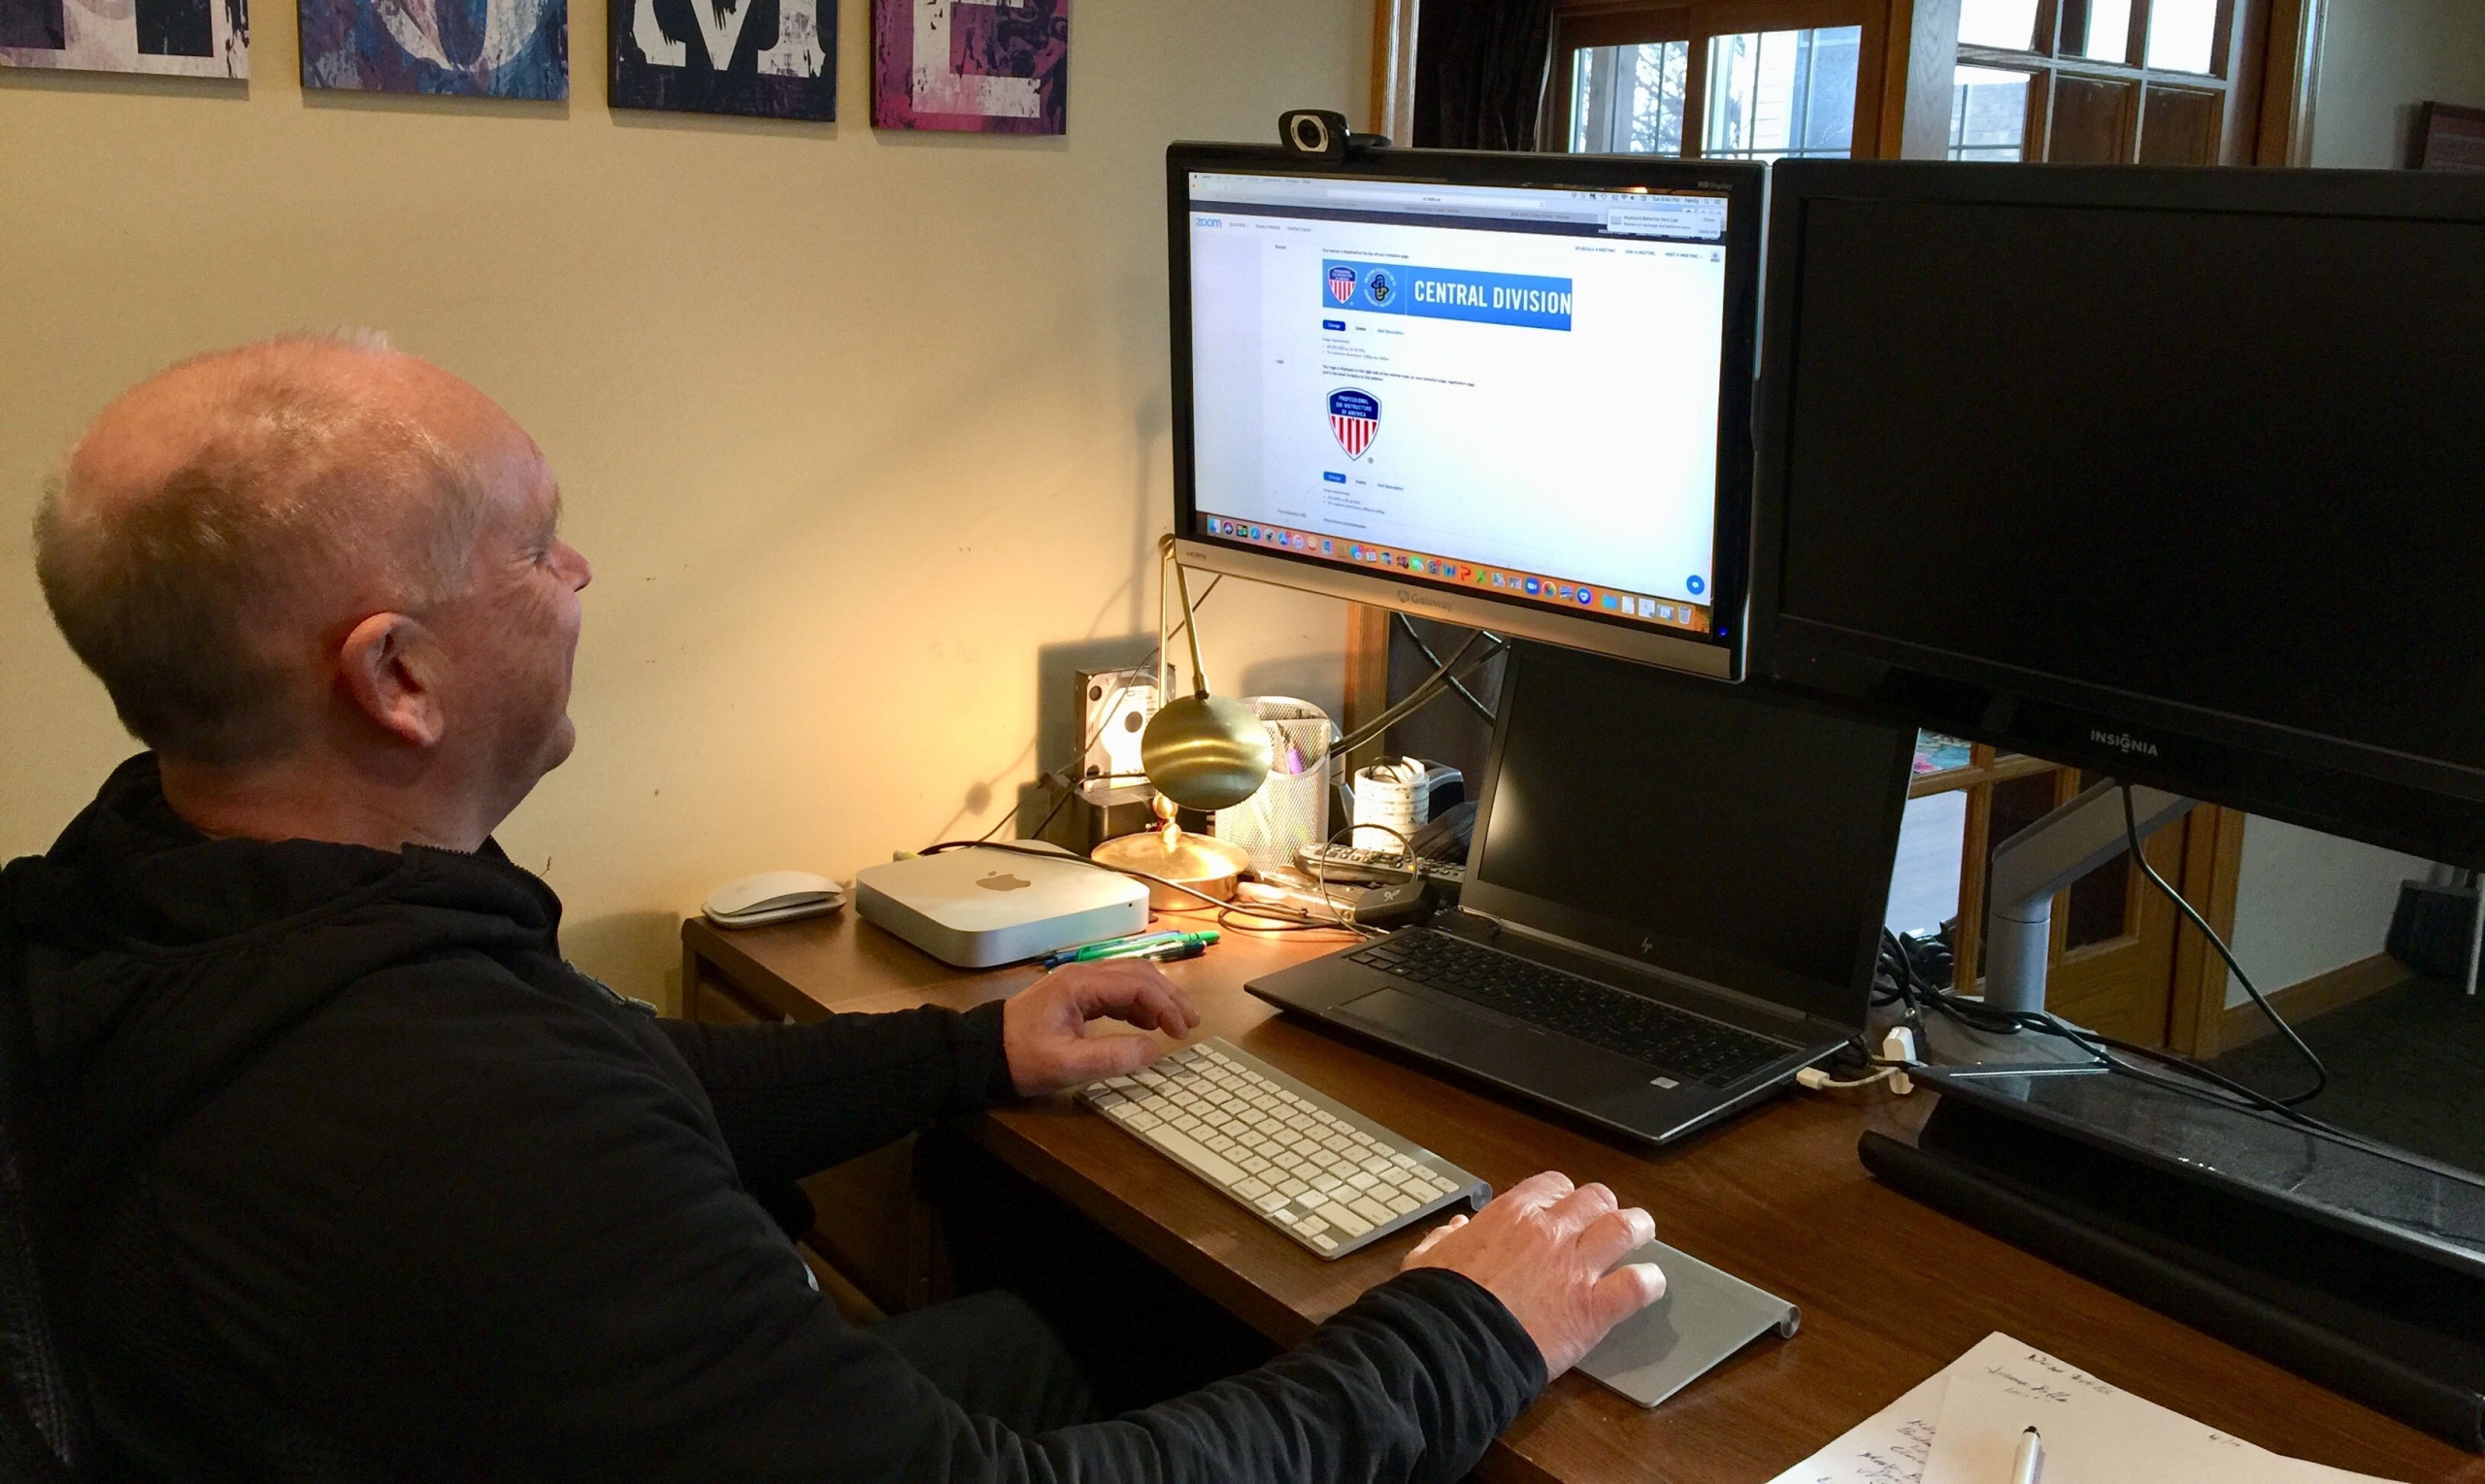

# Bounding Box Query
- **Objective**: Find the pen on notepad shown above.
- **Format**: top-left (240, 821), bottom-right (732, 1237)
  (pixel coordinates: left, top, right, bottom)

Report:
top-left (2009, 1427), bottom-right (2044, 1484)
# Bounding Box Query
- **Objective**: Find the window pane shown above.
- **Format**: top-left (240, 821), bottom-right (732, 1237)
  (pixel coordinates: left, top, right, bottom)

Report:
top-left (2146, 0), bottom-right (2219, 73)
top-left (2063, 0), bottom-right (2133, 62)
top-left (1958, 0), bottom-right (2040, 50)
top-left (1949, 65), bottom-right (2032, 160)
top-left (1704, 27), bottom-right (1861, 162)
top-left (2049, 76), bottom-right (2136, 161)
top-left (1571, 41), bottom-right (1688, 154)
top-left (2139, 85), bottom-right (2221, 162)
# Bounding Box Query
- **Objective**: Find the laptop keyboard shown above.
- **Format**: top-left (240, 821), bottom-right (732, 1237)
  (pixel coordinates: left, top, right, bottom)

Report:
top-left (1348, 931), bottom-right (1795, 1087)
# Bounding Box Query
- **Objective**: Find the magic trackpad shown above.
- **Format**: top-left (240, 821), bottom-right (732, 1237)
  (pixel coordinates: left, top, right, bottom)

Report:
top-left (1335, 987), bottom-right (1645, 1098)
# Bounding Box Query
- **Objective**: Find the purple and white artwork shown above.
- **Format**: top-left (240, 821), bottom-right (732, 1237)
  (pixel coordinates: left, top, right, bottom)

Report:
top-left (299, 0), bottom-right (565, 97)
top-left (611, 0), bottom-right (832, 120)
top-left (871, 0), bottom-right (1064, 135)
top-left (0, 0), bottom-right (246, 77)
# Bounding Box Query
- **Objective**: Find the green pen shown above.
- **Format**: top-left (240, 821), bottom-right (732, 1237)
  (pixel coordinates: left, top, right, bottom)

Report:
top-left (1076, 930), bottom-right (1220, 965)
top-left (1044, 931), bottom-right (1185, 969)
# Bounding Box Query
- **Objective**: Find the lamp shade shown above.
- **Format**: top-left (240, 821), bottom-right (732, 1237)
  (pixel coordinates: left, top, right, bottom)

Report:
top-left (1141, 694), bottom-right (1274, 811)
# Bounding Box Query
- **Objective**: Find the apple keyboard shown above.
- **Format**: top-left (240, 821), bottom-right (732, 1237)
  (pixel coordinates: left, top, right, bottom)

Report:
top-left (1077, 1038), bottom-right (1490, 1259)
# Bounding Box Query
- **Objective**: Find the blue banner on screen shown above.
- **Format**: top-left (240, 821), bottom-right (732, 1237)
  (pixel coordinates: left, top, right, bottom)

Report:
top-left (1321, 260), bottom-right (1574, 331)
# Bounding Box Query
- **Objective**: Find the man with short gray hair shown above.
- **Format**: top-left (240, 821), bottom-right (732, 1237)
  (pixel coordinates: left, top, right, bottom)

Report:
top-left (2, 336), bottom-right (1664, 1482)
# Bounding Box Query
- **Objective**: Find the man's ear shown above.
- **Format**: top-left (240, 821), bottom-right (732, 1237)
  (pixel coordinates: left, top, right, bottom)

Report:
top-left (337, 611), bottom-right (446, 748)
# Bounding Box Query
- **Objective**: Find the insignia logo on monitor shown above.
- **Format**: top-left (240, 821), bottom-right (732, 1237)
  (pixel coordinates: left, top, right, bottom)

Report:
top-left (1365, 269), bottom-right (1396, 307)
top-left (1328, 266), bottom-right (1358, 306)
top-left (1328, 388), bottom-right (1381, 460)
top-left (2089, 728), bottom-right (2161, 758)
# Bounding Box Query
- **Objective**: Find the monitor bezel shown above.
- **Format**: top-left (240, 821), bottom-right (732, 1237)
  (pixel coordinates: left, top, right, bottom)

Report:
top-left (1168, 142), bottom-right (1767, 681)
top-left (1750, 160), bottom-right (2485, 868)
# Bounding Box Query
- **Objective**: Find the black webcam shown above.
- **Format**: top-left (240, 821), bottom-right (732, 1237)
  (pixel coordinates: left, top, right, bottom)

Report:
top-left (1279, 110), bottom-right (1390, 162)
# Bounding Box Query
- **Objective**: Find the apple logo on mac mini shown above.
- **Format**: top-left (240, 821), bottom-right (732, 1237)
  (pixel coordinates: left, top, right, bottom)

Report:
top-left (977, 873), bottom-right (1034, 892)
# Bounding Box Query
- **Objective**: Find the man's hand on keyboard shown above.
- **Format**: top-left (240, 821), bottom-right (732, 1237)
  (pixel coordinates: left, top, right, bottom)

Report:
top-left (1004, 960), bottom-right (1204, 1097)
top-left (1400, 1171), bottom-right (1666, 1378)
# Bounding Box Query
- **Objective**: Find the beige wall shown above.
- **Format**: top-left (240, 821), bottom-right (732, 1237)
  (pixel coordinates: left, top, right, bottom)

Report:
top-left (2310, 0), bottom-right (2485, 167)
top-left (0, 0), bottom-right (1368, 1008)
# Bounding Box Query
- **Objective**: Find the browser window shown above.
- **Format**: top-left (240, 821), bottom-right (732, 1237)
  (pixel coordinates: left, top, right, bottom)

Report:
top-left (1185, 171), bottom-right (1733, 632)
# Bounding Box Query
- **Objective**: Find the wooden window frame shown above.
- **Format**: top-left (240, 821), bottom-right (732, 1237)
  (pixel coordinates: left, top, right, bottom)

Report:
top-left (1955, 0), bottom-right (2270, 163)
top-left (1543, 0), bottom-right (1893, 161)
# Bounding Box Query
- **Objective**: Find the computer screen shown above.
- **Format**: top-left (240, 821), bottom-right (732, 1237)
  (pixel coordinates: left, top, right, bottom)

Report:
top-left (1463, 644), bottom-right (1915, 1027)
top-left (1752, 162), bottom-right (2485, 866)
top-left (1168, 145), bottom-right (1763, 679)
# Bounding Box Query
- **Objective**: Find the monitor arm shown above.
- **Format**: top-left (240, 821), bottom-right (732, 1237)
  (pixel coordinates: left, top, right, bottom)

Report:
top-left (1985, 780), bottom-right (2196, 1014)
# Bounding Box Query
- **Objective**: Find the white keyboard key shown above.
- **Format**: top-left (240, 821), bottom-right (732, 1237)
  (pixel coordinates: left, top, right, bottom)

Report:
top-left (1149, 1128), bottom-right (1245, 1186)
top-left (1321, 1204), bottom-right (1373, 1237)
top-left (1234, 1178), bottom-right (1271, 1201)
top-left (1385, 1193), bottom-right (1420, 1216)
top-left (1125, 1112), bottom-right (1160, 1132)
top-left (1297, 1216), bottom-right (1330, 1237)
top-left (1106, 1104), bottom-right (1141, 1120)
top-left (1312, 1235), bottom-right (1339, 1252)
top-left (1430, 1175), bottom-right (1460, 1195)
top-left (1252, 1191), bottom-right (1287, 1212)
top-left (1349, 1195), bottom-right (1396, 1227)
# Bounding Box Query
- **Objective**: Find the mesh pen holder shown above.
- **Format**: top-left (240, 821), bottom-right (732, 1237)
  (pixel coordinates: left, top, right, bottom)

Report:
top-left (1212, 697), bottom-right (1335, 875)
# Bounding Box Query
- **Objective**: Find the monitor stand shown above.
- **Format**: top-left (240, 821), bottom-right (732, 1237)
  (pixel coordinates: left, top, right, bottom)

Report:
top-left (1864, 1071), bottom-right (2485, 1451)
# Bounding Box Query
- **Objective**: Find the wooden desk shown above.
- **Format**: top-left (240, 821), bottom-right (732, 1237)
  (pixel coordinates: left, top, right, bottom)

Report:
top-left (683, 911), bottom-right (2479, 1484)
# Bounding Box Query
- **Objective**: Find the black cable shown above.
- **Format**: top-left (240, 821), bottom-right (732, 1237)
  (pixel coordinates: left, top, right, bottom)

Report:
top-left (2117, 782), bottom-right (2328, 1106)
top-left (1335, 631), bottom-right (1506, 762)
top-left (1390, 614), bottom-right (1498, 725)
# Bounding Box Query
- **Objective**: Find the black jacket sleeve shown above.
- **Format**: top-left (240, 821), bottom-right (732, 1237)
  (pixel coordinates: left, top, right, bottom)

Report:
top-left (312, 1017), bottom-right (1543, 1484)
top-left (657, 1001), bottom-right (1016, 1194)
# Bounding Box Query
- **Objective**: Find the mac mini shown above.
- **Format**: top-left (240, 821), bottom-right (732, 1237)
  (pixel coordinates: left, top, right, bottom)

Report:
top-left (854, 844), bottom-right (1150, 968)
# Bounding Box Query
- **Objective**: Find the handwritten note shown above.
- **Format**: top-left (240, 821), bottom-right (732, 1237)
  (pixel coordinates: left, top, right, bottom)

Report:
top-left (1772, 1335), bottom-right (2406, 1484)
top-left (1922, 1334), bottom-right (2405, 1484)
top-left (1765, 1370), bottom-right (1947, 1484)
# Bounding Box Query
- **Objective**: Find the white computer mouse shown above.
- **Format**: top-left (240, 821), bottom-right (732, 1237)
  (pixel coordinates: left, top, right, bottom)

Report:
top-left (704, 871), bottom-right (845, 929)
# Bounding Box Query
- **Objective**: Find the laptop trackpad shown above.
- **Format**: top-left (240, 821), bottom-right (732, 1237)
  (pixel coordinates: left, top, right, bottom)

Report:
top-left (1336, 987), bottom-right (1649, 1101)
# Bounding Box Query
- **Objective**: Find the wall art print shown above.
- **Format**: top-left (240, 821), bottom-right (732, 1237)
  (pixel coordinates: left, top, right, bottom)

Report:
top-left (299, 0), bottom-right (565, 97)
top-left (0, 0), bottom-right (245, 78)
top-left (611, 0), bottom-right (831, 120)
top-left (871, 0), bottom-right (1064, 135)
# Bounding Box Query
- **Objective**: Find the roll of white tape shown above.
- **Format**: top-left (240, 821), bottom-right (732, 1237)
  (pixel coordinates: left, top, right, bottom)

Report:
top-left (1350, 760), bottom-right (1429, 852)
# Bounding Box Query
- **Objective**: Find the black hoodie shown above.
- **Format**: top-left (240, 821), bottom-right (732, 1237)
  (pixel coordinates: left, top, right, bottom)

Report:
top-left (0, 757), bottom-right (1542, 1483)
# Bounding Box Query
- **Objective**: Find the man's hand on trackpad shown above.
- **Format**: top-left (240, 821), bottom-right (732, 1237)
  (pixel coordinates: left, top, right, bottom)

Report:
top-left (1003, 959), bottom-right (1203, 1097)
top-left (1401, 1171), bottom-right (1667, 1379)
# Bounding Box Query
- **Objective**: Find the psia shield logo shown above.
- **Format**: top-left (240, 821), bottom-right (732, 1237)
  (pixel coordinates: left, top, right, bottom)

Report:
top-left (1328, 266), bottom-right (1358, 306)
top-left (1365, 269), bottom-right (1396, 307)
top-left (1329, 388), bottom-right (1380, 459)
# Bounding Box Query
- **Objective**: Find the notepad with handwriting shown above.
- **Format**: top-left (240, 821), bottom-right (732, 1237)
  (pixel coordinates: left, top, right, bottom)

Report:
top-left (1767, 1333), bottom-right (2406, 1484)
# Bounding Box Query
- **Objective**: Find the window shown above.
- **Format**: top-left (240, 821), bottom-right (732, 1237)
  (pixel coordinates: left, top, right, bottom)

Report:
top-left (1550, 3), bottom-right (1884, 160)
top-left (1953, 0), bottom-right (2245, 163)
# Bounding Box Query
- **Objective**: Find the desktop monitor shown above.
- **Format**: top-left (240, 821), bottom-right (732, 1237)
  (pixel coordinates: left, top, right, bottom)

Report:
top-left (1168, 144), bottom-right (1765, 678)
top-left (1751, 161), bottom-right (2485, 866)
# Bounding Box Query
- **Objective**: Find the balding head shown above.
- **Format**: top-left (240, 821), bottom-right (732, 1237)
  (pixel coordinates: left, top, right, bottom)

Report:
top-left (38, 332), bottom-right (504, 765)
top-left (37, 333), bottom-right (591, 851)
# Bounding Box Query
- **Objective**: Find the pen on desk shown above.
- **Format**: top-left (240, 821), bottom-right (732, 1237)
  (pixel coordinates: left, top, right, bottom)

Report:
top-left (2009, 1427), bottom-right (2043, 1484)
top-left (1042, 931), bottom-right (1183, 969)
top-left (1136, 940), bottom-right (1208, 964)
top-left (1043, 930), bottom-right (1219, 970)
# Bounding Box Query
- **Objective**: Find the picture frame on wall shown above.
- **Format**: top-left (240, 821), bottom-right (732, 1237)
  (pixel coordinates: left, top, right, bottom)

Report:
top-left (0, 0), bottom-right (246, 78)
top-left (2411, 103), bottom-right (2485, 173)
top-left (611, 0), bottom-right (833, 119)
top-left (298, 0), bottom-right (566, 98)
top-left (871, 0), bottom-right (1065, 135)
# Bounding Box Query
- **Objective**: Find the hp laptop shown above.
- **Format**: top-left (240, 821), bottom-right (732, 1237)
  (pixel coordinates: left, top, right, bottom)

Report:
top-left (1249, 643), bottom-right (1914, 1146)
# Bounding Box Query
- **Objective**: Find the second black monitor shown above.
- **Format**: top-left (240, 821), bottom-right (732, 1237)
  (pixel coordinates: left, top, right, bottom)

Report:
top-left (1752, 160), bottom-right (2485, 866)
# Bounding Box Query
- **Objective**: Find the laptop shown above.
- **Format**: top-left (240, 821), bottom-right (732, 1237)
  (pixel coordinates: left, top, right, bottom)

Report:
top-left (1248, 643), bottom-right (1915, 1146)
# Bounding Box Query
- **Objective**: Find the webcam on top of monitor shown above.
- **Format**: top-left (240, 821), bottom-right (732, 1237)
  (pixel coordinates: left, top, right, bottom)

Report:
top-left (1278, 110), bottom-right (1390, 162)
